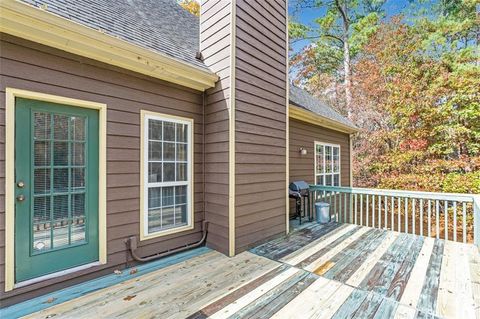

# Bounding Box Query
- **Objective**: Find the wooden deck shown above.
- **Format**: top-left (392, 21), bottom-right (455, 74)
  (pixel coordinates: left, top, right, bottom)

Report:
top-left (12, 223), bottom-right (480, 318)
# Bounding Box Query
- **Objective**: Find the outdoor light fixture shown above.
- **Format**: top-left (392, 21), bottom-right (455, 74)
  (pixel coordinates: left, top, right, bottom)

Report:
top-left (299, 147), bottom-right (307, 155)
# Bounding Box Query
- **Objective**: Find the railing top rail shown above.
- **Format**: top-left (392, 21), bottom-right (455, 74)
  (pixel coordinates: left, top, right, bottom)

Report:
top-left (309, 185), bottom-right (479, 203)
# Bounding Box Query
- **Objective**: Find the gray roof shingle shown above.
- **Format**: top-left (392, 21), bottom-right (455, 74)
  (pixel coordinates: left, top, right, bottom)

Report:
top-left (19, 0), bottom-right (354, 128)
top-left (21, 0), bottom-right (207, 70)
top-left (289, 84), bottom-right (357, 130)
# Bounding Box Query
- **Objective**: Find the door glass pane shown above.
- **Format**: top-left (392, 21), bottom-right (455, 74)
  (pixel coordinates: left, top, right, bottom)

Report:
top-left (53, 142), bottom-right (69, 166)
top-left (71, 117), bottom-right (85, 141)
top-left (34, 141), bottom-right (50, 166)
top-left (34, 168), bottom-right (50, 194)
top-left (72, 142), bottom-right (85, 165)
top-left (34, 112), bottom-right (51, 139)
top-left (53, 168), bottom-right (69, 192)
top-left (33, 224), bottom-right (51, 252)
top-left (31, 111), bottom-right (88, 254)
top-left (54, 114), bottom-right (69, 140)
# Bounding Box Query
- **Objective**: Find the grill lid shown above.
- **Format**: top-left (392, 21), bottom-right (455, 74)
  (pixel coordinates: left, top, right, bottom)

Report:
top-left (289, 181), bottom-right (309, 192)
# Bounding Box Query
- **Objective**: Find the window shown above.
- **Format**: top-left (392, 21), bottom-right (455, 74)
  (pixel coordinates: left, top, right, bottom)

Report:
top-left (142, 112), bottom-right (193, 238)
top-left (315, 142), bottom-right (341, 186)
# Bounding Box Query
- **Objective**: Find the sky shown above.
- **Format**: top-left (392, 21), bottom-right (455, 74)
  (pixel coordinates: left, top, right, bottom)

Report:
top-left (287, 0), bottom-right (417, 53)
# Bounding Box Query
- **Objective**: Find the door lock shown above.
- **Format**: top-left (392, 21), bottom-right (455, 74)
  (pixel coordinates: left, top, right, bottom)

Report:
top-left (17, 181), bottom-right (25, 188)
top-left (17, 195), bottom-right (25, 202)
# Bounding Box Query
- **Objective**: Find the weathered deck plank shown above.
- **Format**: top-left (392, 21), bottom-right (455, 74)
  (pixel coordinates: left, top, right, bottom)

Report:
top-left (14, 222), bottom-right (480, 319)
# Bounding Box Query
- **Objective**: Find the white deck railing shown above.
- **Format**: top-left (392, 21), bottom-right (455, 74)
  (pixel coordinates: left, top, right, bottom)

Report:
top-left (309, 185), bottom-right (480, 246)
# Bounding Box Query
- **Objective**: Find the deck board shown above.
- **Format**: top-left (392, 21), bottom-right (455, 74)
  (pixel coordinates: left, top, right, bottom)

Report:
top-left (13, 222), bottom-right (480, 319)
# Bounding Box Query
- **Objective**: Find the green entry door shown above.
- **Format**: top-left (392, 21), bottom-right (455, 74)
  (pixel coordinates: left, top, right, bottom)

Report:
top-left (15, 98), bottom-right (99, 283)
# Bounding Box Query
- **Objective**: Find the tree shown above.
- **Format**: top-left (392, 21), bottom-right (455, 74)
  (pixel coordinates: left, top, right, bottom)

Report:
top-left (179, 0), bottom-right (200, 16)
top-left (290, 0), bottom-right (386, 118)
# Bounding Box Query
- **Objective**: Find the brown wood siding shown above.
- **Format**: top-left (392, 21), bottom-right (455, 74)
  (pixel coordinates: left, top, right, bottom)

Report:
top-left (234, 0), bottom-right (287, 252)
top-left (289, 119), bottom-right (351, 212)
top-left (200, 0), bottom-right (232, 254)
top-left (0, 34), bottom-right (206, 306)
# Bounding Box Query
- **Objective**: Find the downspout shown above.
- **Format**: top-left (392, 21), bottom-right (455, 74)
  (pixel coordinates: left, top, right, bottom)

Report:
top-left (127, 92), bottom-right (210, 263)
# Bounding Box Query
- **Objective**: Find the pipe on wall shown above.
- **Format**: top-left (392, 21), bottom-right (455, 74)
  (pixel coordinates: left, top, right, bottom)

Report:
top-left (127, 221), bottom-right (209, 262)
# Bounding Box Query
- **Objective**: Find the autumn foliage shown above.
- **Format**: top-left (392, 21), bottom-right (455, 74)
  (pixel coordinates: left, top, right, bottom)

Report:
top-left (179, 0), bottom-right (200, 16)
top-left (291, 1), bottom-right (480, 194)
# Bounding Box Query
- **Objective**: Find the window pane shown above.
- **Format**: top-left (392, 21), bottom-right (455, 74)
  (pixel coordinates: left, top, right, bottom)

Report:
top-left (162, 187), bottom-right (174, 207)
top-left (334, 174), bottom-right (340, 186)
top-left (163, 163), bottom-right (175, 182)
top-left (149, 119), bottom-right (162, 140)
top-left (333, 147), bottom-right (340, 173)
top-left (316, 175), bottom-right (324, 185)
top-left (148, 162), bottom-right (162, 183)
top-left (175, 205), bottom-right (187, 225)
top-left (148, 141), bottom-right (162, 161)
top-left (326, 174), bottom-right (332, 186)
top-left (148, 187), bottom-right (162, 209)
top-left (316, 144), bottom-right (324, 174)
top-left (148, 208), bottom-right (162, 233)
top-left (162, 206), bottom-right (175, 228)
top-left (176, 123), bottom-right (187, 142)
top-left (33, 223), bottom-right (51, 252)
top-left (176, 163), bottom-right (187, 181)
top-left (164, 122), bottom-right (175, 141)
top-left (163, 142), bottom-right (175, 161)
top-left (325, 146), bottom-right (332, 173)
top-left (176, 143), bottom-right (187, 161)
top-left (175, 186), bottom-right (187, 204)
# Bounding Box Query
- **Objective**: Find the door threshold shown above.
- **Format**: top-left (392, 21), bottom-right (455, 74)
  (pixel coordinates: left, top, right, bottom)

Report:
top-left (14, 261), bottom-right (101, 289)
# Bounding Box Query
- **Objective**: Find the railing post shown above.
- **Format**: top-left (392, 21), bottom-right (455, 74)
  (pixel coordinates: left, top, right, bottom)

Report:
top-left (474, 196), bottom-right (480, 247)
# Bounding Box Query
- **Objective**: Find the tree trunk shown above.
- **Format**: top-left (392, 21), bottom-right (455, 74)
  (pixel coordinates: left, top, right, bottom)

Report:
top-left (336, 0), bottom-right (353, 119)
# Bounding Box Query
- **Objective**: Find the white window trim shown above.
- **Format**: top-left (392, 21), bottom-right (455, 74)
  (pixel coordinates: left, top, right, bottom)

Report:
top-left (140, 110), bottom-right (194, 241)
top-left (314, 141), bottom-right (341, 186)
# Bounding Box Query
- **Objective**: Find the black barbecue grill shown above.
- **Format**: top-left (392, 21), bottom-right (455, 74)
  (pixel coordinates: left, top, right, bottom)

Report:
top-left (289, 181), bottom-right (311, 224)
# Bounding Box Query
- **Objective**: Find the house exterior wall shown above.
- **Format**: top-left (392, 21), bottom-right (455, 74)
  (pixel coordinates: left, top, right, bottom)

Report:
top-left (200, 0), bottom-right (233, 255)
top-left (234, 0), bottom-right (288, 251)
top-left (289, 117), bottom-right (351, 189)
top-left (0, 34), bottom-right (206, 306)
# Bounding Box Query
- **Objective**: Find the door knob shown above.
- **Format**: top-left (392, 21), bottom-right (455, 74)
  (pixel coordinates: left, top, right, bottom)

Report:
top-left (17, 195), bottom-right (25, 202)
top-left (17, 181), bottom-right (25, 188)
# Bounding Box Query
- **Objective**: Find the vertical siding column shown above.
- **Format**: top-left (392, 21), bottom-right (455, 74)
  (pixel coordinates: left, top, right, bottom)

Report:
top-left (200, 0), bottom-right (235, 256)
top-left (233, 0), bottom-right (288, 251)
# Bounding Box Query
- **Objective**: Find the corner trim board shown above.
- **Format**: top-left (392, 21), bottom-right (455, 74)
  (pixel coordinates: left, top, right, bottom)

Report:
top-left (0, 0), bottom-right (218, 91)
top-left (228, 0), bottom-right (236, 257)
top-left (4, 88), bottom-right (108, 292)
top-left (285, 2), bottom-right (290, 235)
